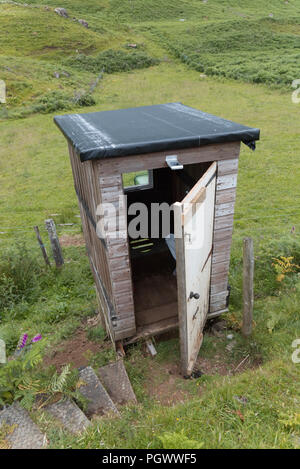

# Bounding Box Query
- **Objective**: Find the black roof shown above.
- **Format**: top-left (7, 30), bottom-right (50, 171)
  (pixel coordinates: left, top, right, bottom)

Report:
top-left (54, 103), bottom-right (260, 162)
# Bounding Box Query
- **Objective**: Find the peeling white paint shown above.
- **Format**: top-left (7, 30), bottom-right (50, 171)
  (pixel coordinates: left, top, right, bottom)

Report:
top-left (69, 114), bottom-right (116, 149)
top-left (164, 103), bottom-right (234, 129)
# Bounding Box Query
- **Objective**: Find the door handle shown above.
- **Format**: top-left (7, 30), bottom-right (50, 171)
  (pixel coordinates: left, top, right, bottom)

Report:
top-left (189, 291), bottom-right (200, 300)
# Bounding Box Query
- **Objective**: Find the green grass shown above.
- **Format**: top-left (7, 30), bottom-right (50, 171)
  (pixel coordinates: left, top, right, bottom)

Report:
top-left (65, 48), bottom-right (158, 74)
top-left (0, 62), bottom-right (299, 242)
top-left (145, 17), bottom-right (300, 87)
top-left (0, 0), bottom-right (300, 450)
top-left (0, 3), bottom-right (160, 118)
top-left (0, 244), bottom-right (95, 355)
top-left (0, 4), bottom-right (111, 59)
top-left (42, 359), bottom-right (299, 449)
top-left (2, 0), bottom-right (300, 119)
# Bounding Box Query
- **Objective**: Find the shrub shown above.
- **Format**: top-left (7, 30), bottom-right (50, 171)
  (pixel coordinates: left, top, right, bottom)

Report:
top-left (86, 325), bottom-right (106, 342)
top-left (65, 49), bottom-right (159, 74)
top-left (1, 89), bottom-right (96, 120)
top-left (0, 243), bottom-right (44, 311)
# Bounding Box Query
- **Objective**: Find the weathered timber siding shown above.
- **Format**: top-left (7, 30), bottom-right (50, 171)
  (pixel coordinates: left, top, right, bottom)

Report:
top-left (95, 164), bottom-right (136, 340)
top-left (209, 149), bottom-right (240, 315)
top-left (68, 144), bottom-right (116, 340)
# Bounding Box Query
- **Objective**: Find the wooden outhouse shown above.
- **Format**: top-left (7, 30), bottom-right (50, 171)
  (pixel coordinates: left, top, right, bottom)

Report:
top-left (55, 103), bottom-right (259, 376)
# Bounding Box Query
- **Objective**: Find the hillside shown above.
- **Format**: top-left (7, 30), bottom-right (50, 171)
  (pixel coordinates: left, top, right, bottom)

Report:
top-left (1, 0), bottom-right (300, 119)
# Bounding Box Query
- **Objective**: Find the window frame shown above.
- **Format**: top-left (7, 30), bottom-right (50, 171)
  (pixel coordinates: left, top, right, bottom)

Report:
top-left (123, 169), bottom-right (154, 193)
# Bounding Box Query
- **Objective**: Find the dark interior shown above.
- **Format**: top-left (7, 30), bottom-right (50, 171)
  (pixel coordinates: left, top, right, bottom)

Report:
top-left (125, 163), bottom-right (210, 331)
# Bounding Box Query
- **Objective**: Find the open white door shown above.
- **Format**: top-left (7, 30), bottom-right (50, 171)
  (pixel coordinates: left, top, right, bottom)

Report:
top-left (174, 162), bottom-right (216, 376)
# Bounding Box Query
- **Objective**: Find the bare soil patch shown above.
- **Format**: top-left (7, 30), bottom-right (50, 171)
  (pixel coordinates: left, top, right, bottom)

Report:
top-left (59, 234), bottom-right (85, 247)
top-left (44, 327), bottom-right (102, 371)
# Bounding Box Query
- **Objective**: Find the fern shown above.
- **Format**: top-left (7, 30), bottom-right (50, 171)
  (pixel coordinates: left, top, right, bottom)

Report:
top-left (48, 364), bottom-right (71, 394)
top-left (18, 391), bottom-right (35, 411)
top-left (0, 340), bottom-right (84, 412)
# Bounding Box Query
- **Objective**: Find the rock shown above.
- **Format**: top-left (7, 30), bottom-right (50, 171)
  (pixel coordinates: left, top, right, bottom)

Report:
top-left (78, 19), bottom-right (88, 28)
top-left (0, 402), bottom-right (46, 449)
top-left (226, 340), bottom-right (236, 352)
top-left (291, 433), bottom-right (300, 447)
top-left (78, 366), bottom-right (119, 418)
top-left (44, 398), bottom-right (90, 434)
top-left (54, 8), bottom-right (69, 18)
top-left (98, 360), bottom-right (137, 406)
top-left (213, 320), bottom-right (227, 332)
top-left (211, 326), bottom-right (223, 338)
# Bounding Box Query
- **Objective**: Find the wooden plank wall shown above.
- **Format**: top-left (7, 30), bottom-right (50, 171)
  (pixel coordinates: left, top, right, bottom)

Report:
top-left (68, 144), bottom-right (116, 340)
top-left (68, 141), bottom-right (241, 339)
top-left (95, 165), bottom-right (136, 341)
top-left (209, 152), bottom-right (240, 316)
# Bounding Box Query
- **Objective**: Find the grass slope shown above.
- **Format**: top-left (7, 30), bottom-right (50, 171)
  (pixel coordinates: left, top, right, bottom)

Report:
top-left (146, 17), bottom-right (300, 86)
top-left (0, 3), bottom-right (160, 118)
top-left (1, 0), bottom-right (300, 119)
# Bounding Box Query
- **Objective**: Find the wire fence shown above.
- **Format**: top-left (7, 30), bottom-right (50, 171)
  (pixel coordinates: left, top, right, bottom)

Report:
top-left (0, 211), bottom-right (299, 234)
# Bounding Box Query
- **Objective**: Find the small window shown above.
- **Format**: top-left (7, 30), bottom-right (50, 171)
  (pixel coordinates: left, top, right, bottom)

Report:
top-left (122, 170), bottom-right (153, 192)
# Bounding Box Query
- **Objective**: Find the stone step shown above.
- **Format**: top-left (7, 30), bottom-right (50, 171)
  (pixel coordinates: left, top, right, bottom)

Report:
top-left (0, 402), bottom-right (46, 449)
top-left (44, 398), bottom-right (90, 434)
top-left (98, 359), bottom-right (137, 406)
top-left (78, 366), bottom-right (119, 418)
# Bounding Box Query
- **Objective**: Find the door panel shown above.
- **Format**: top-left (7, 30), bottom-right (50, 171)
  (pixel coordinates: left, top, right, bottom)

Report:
top-left (174, 162), bottom-right (216, 376)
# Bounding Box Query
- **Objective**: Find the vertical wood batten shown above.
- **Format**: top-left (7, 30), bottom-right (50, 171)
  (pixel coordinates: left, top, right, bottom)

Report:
top-left (209, 150), bottom-right (240, 316)
top-left (68, 144), bottom-right (115, 339)
top-left (96, 162), bottom-right (136, 340)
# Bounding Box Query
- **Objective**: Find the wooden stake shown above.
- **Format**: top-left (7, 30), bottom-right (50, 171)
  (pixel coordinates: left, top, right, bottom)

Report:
top-left (45, 219), bottom-right (64, 268)
top-left (116, 341), bottom-right (126, 357)
top-left (145, 338), bottom-right (157, 357)
top-left (34, 226), bottom-right (50, 267)
top-left (242, 237), bottom-right (254, 337)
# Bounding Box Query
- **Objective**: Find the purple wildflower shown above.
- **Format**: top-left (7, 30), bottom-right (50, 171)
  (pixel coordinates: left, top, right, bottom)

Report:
top-left (31, 334), bottom-right (42, 343)
top-left (19, 334), bottom-right (28, 349)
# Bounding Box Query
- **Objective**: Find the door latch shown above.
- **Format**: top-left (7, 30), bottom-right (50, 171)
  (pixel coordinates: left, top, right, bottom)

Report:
top-left (166, 155), bottom-right (183, 170)
top-left (189, 291), bottom-right (200, 300)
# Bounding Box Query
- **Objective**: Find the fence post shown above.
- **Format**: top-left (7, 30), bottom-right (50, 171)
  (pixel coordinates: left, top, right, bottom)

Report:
top-left (242, 237), bottom-right (254, 337)
top-left (34, 225), bottom-right (50, 267)
top-left (45, 219), bottom-right (64, 268)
